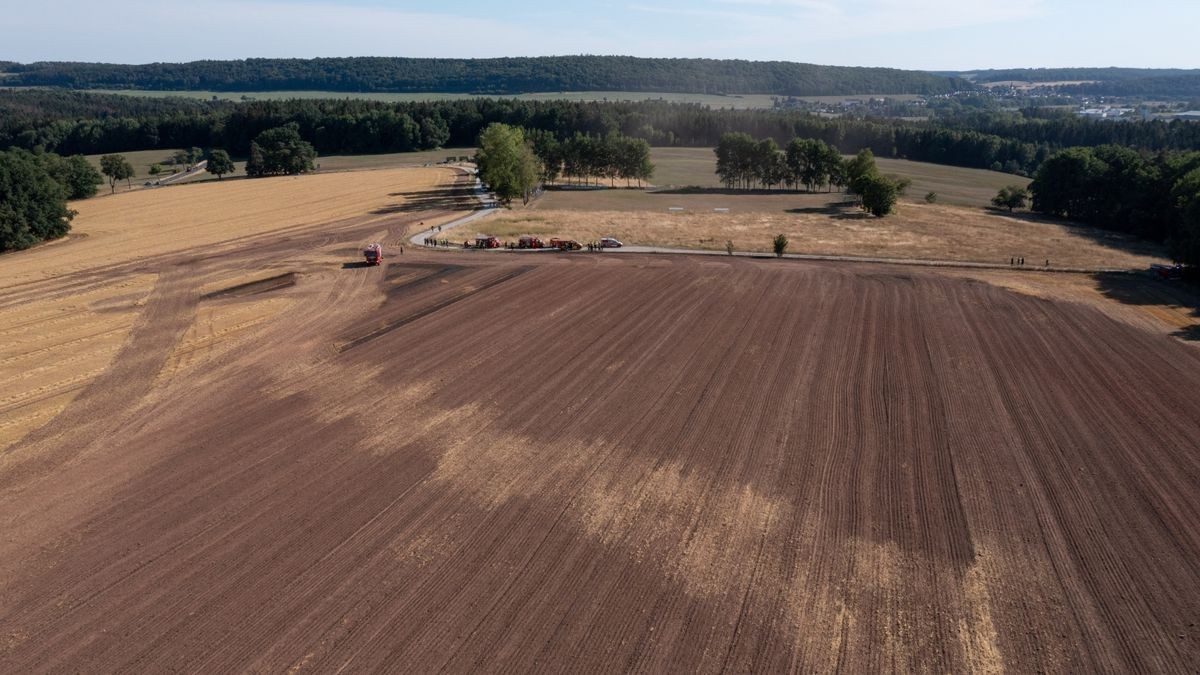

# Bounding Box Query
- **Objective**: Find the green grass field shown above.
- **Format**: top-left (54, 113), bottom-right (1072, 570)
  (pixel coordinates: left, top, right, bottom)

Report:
top-left (646, 147), bottom-right (1029, 207)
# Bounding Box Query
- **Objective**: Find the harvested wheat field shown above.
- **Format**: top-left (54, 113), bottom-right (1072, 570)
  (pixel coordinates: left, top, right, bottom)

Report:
top-left (485, 197), bottom-right (1168, 269)
top-left (2, 169), bottom-right (1200, 672)
top-left (0, 167), bottom-right (469, 451)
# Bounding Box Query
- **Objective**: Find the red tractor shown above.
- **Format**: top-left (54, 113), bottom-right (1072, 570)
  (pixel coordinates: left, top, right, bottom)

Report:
top-left (363, 243), bottom-right (382, 265)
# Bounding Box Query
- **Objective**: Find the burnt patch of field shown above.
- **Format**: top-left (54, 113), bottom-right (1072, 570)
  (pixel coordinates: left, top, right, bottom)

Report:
top-left (337, 265), bottom-right (530, 352)
top-left (202, 272), bottom-right (297, 300)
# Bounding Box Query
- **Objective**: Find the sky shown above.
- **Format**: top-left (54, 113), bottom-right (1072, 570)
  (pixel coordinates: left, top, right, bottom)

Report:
top-left (3, 0), bottom-right (1199, 71)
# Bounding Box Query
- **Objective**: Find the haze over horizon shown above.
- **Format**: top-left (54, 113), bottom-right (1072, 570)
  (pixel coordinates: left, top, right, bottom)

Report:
top-left (4, 0), bottom-right (1198, 72)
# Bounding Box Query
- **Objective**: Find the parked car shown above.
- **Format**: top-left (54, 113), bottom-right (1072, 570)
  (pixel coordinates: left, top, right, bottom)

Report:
top-left (599, 237), bottom-right (623, 248)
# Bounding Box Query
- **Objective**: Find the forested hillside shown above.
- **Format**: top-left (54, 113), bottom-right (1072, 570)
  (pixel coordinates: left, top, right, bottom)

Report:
top-left (965, 67), bottom-right (1200, 83)
top-left (959, 68), bottom-right (1200, 98)
top-left (0, 56), bottom-right (969, 96)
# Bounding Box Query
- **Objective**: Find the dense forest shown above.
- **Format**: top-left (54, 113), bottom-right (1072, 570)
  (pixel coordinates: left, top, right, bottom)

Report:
top-left (0, 57), bottom-right (970, 96)
top-left (1030, 146), bottom-right (1200, 266)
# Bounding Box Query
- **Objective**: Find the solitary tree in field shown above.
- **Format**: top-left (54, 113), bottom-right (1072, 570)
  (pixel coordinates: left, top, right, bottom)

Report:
top-left (992, 185), bottom-right (1030, 212)
top-left (99, 154), bottom-right (134, 193)
top-left (858, 174), bottom-right (901, 217)
top-left (773, 233), bottom-right (789, 257)
top-left (205, 149), bottom-right (235, 180)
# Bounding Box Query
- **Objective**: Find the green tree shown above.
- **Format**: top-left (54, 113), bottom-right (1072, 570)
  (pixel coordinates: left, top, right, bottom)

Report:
top-left (715, 132), bottom-right (756, 189)
top-left (773, 233), bottom-right (789, 257)
top-left (1169, 168), bottom-right (1200, 266)
top-left (475, 123), bottom-right (540, 205)
top-left (752, 138), bottom-right (780, 189)
top-left (527, 129), bottom-right (562, 184)
top-left (991, 185), bottom-right (1030, 211)
top-left (244, 123), bottom-right (316, 177)
top-left (99, 154), bottom-right (134, 193)
top-left (149, 164), bottom-right (163, 177)
top-left (924, 191), bottom-right (938, 203)
top-left (858, 174), bottom-right (900, 217)
top-left (0, 149), bottom-right (75, 251)
top-left (41, 154), bottom-right (101, 200)
top-left (845, 148), bottom-right (878, 192)
top-left (616, 136), bottom-right (654, 188)
top-left (786, 138), bottom-right (837, 192)
top-left (1030, 148), bottom-right (1108, 220)
top-left (205, 148), bottom-right (235, 180)
top-left (419, 115), bottom-right (450, 150)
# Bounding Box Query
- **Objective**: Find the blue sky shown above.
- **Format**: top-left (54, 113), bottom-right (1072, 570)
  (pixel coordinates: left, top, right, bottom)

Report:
top-left (4, 0), bottom-right (1198, 70)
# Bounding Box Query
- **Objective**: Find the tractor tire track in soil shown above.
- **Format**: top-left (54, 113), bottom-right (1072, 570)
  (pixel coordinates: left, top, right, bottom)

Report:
top-left (2, 249), bottom-right (1200, 672)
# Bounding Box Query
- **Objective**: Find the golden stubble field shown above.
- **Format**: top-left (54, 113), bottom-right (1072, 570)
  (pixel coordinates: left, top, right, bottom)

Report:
top-left (482, 193), bottom-right (1167, 270)
top-left (0, 167), bottom-right (464, 452)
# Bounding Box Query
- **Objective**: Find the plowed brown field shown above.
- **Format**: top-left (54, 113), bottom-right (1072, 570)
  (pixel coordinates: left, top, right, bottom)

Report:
top-left (2, 169), bottom-right (1200, 672)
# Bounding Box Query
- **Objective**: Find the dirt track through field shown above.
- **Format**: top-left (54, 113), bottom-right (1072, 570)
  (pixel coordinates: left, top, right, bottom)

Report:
top-left (2, 173), bottom-right (1200, 671)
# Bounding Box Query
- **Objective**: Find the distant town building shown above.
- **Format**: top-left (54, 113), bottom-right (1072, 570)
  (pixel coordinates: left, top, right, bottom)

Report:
top-left (1078, 107), bottom-right (1133, 120)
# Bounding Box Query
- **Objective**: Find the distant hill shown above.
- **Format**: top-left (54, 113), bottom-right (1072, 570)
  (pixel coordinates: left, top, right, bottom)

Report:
top-left (961, 67), bottom-right (1200, 83)
top-left (954, 68), bottom-right (1200, 99)
top-left (0, 56), bottom-right (970, 96)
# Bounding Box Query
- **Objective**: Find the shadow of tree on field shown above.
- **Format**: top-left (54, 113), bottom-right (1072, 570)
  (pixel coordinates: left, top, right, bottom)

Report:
top-left (992, 209), bottom-right (1169, 263)
top-left (1172, 325), bottom-right (1200, 341)
top-left (372, 186), bottom-right (482, 215)
top-left (1093, 272), bottom-right (1200, 341)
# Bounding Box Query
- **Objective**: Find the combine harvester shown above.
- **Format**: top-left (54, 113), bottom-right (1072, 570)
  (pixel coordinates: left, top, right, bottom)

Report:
top-left (363, 243), bottom-right (383, 266)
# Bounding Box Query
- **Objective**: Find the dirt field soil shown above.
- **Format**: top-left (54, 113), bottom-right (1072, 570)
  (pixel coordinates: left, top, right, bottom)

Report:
top-left (2, 211), bottom-right (1199, 671)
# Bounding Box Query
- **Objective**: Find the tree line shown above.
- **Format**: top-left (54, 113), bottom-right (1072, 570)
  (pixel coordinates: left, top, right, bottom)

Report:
top-left (477, 125), bottom-right (654, 204)
top-left (1030, 145), bottom-right (1200, 265)
top-left (713, 133), bottom-right (908, 216)
top-left (0, 57), bottom-right (969, 96)
top-left (527, 131), bottom-right (654, 187)
top-left (5, 91), bottom-right (1200, 179)
top-left (0, 120), bottom-right (315, 251)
